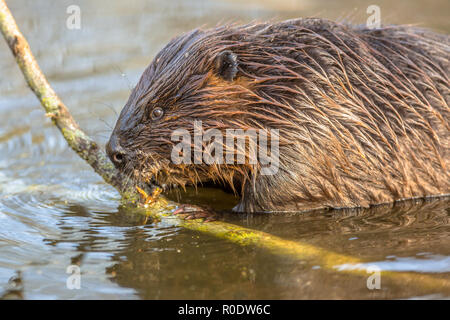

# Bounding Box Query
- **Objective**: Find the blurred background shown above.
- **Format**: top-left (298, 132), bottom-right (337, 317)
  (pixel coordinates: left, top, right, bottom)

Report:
top-left (0, 0), bottom-right (449, 299)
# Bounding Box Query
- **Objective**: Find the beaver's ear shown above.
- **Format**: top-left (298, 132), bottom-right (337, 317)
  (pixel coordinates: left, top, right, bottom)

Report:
top-left (214, 50), bottom-right (238, 81)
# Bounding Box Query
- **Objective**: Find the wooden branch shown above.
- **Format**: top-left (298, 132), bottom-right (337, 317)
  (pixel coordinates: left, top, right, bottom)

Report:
top-left (1, 0), bottom-right (449, 295)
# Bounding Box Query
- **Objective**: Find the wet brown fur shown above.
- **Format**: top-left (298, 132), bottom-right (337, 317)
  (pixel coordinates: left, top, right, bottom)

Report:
top-left (108, 18), bottom-right (450, 212)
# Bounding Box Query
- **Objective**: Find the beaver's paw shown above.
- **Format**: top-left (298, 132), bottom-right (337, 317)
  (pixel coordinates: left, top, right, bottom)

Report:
top-left (172, 204), bottom-right (216, 222)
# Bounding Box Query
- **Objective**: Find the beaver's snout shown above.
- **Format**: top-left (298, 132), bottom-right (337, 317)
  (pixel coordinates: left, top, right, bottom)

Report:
top-left (106, 134), bottom-right (126, 168)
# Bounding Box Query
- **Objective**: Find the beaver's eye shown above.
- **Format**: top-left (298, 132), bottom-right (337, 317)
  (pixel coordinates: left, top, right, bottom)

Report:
top-left (151, 107), bottom-right (164, 121)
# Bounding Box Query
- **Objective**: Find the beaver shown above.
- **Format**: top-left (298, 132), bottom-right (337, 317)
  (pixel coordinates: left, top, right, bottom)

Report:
top-left (106, 18), bottom-right (450, 213)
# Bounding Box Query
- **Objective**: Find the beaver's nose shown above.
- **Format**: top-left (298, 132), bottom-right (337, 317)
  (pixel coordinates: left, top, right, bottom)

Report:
top-left (106, 135), bottom-right (126, 168)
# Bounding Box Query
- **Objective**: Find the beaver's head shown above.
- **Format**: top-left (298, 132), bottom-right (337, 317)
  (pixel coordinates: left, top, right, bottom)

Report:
top-left (106, 25), bottom-right (284, 190)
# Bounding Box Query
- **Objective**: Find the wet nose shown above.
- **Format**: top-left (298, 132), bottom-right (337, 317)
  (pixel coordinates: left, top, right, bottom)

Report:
top-left (106, 134), bottom-right (126, 168)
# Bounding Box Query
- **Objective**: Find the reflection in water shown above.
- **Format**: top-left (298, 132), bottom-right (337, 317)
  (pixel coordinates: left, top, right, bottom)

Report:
top-left (0, 0), bottom-right (449, 299)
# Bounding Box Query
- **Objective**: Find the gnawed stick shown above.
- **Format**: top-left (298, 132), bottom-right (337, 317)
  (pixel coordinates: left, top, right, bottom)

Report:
top-left (1, 0), bottom-right (449, 295)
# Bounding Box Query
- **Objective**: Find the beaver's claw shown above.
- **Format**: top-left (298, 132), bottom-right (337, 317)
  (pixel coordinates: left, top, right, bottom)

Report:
top-left (173, 204), bottom-right (216, 222)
